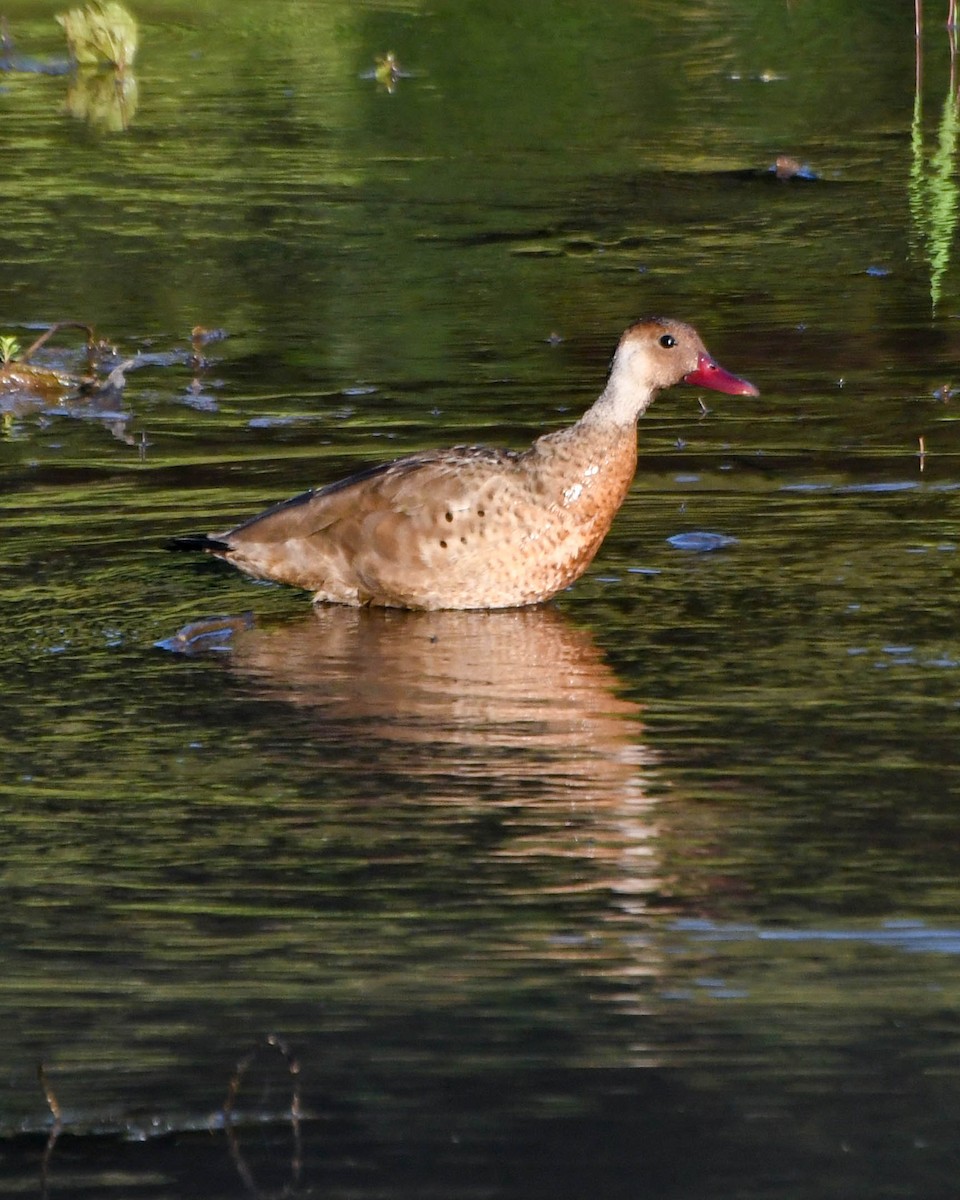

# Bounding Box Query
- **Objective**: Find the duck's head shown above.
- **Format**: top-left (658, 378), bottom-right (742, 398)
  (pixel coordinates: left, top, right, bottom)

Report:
top-left (613, 317), bottom-right (759, 408)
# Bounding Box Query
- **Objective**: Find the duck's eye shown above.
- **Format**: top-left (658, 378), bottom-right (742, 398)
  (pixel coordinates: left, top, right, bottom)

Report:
top-left (659, 334), bottom-right (677, 349)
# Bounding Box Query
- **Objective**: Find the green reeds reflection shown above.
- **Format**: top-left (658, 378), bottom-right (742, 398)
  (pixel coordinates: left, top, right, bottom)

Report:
top-left (910, 18), bottom-right (960, 312)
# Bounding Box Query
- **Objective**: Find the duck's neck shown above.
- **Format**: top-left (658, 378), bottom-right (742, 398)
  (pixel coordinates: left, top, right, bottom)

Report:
top-left (576, 374), bottom-right (658, 431)
top-left (534, 393), bottom-right (639, 483)
top-left (530, 399), bottom-right (639, 538)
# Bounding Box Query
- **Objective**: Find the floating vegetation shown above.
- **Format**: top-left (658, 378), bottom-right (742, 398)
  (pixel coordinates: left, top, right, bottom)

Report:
top-left (0, 320), bottom-right (231, 446)
top-left (56, 0), bottom-right (137, 71)
top-left (0, 321), bottom-right (118, 401)
top-left (1, 4), bottom-right (139, 129)
top-left (360, 50), bottom-right (413, 93)
top-left (375, 51), bottom-right (401, 88)
top-left (771, 154), bottom-right (819, 181)
top-left (57, 1), bottom-right (139, 129)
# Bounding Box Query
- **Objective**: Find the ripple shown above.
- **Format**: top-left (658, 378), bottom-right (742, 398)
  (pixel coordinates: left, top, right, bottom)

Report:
top-left (671, 918), bottom-right (960, 956)
top-left (780, 481), bottom-right (919, 494)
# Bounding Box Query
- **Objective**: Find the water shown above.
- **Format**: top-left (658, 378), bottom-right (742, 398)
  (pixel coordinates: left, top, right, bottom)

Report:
top-left (3, 1), bottom-right (960, 1196)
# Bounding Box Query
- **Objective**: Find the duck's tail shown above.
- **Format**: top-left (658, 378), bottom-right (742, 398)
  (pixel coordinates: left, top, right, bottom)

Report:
top-left (167, 534), bottom-right (232, 555)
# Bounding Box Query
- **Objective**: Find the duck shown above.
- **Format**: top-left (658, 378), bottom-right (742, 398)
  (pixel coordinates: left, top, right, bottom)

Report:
top-left (169, 317), bottom-right (758, 610)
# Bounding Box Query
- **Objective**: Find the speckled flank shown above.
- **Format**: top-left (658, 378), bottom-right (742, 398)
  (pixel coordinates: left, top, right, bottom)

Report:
top-left (178, 318), bottom-right (756, 609)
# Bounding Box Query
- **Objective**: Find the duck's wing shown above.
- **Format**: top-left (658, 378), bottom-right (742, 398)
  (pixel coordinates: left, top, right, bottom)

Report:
top-left (176, 445), bottom-right (555, 606)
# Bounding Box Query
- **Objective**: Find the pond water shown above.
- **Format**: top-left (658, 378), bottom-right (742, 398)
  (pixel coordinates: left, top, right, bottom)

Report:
top-left (4, 0), bottom-right (960, 1196)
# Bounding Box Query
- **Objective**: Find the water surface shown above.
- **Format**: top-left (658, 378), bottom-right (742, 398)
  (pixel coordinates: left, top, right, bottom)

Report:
top-left (3, 2), bottom-right (960, 1197)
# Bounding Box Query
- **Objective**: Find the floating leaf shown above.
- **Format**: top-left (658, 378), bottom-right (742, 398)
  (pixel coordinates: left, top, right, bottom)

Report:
top-left (0, 361), bottom-right (83, 401)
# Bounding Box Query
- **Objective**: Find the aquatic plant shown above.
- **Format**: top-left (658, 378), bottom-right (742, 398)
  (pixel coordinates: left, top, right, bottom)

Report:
top-left (360, 50), bottom-right (411, 93)
top-left (0, 321), bottom-right (120, 401)
top-left (56, 1), bottom-right (137, 71)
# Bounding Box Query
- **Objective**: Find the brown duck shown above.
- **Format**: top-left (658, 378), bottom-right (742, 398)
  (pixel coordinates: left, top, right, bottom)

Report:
top-left (171, 318), bottom-right (758, 610)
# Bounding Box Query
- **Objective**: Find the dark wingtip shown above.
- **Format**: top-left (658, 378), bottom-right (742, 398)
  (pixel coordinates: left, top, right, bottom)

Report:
top-left (166, 534), bottom-right (231, 554)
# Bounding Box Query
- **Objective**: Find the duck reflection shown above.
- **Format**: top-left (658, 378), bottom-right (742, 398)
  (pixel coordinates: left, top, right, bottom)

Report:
top-left (229, 605), bottom-right (635, 742)
top-left (221, 605), bottom-right (660, 887)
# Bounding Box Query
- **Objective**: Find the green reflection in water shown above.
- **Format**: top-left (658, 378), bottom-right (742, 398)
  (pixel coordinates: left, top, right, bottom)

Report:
top-left (910, 29), bottom-right (960, 311)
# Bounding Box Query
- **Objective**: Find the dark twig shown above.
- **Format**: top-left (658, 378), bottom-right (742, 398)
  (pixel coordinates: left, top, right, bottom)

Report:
top-left (18, 322), bottom-right (97, 364)
top-left (37, 1062), bottom-right (62, 1123)
top-left (37, 1063), bottom-right (63, 1200)
top-left (222, 1034), bottom-right (303, 1198)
